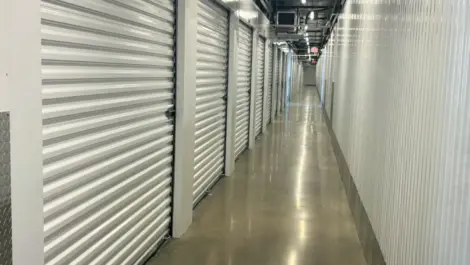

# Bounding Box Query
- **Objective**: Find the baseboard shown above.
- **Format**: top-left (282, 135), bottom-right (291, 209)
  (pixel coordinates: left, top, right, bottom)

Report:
top-left (0, 112), bottom-right (12, 265)
top-left (321, 108), bottom-right (386, 265)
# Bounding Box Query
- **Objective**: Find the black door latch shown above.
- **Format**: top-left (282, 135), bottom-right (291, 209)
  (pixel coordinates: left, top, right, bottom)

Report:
top-left (165, 108), bottom-right (176, 119)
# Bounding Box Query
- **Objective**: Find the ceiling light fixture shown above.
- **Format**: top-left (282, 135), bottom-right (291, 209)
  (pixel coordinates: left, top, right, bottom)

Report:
top-left (305, 25), bottom-right (308, 30)
top-left (301, 0), bottom-right (306, 4)
top-left (309, 11), bottom-right (315, 20)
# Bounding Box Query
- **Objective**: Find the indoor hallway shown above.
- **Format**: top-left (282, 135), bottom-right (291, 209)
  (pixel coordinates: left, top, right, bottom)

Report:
top-left (147, 86), bottom-right (366, 265)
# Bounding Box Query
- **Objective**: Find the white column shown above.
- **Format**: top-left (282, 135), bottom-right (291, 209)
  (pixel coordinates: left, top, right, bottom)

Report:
top-left (248, 30), bottom-right (258, 149)
top-left (8, 0), bottom-right (44, 264)
top-left (224, 12), bottom-right (238, 176)
top-left (172, 0), bottom-right (197, 238)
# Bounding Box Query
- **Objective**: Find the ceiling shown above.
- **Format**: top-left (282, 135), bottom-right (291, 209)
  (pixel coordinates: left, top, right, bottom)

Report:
top-left (267, 0), bottom-right (346, 58)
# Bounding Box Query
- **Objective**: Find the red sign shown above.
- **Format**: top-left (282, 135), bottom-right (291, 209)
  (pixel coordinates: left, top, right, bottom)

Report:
top-left (311, 47), bottom-right (318, 53)
top-left (311, 60), bottom-right (317, 64)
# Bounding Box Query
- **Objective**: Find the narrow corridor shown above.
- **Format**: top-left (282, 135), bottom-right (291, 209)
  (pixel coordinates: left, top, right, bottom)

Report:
top-left (147, 87), bottom-right (366, 265)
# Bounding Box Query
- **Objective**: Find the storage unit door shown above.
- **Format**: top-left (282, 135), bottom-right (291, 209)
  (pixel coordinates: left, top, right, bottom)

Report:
top-left (280, 53), bottom-right (286, 112)
top-left (255, 36), bottom-right (265, 137)
top-left (235, 22), bottom-right (252, 159)
top-left (277, 52), bottom-right (282, 114)
top-left (193, 0), bottom-right (229, 205)
top-left (273, 49), bottom-right (279, 115)
top-left (41, 1), bottom-right (176, 265)
top-left (266, 44), bottom-right (273, 125)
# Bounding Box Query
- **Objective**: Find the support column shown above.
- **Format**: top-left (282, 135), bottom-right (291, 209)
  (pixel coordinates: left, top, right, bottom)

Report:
top-left (224, 12), bottom-right (238, 176)
top-left (8, 0), bottom-right (44, 264)
top-left (172, 0), bottom-right (197, 238)
top-left (248, 30), bottom-right (258, 149)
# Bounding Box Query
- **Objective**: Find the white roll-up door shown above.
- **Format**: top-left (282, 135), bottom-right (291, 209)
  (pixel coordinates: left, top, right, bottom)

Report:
top-left (266, 44), bottom-right (273, 125)
top-left (255, 36), bottom-right (265, 137)
top-left (280, 53), bottom-right (286, 112)
top-left (193, 0), bottom-right (229, 205)
top-left (41, 1), bottom-right (176, 265)
top-left (273, 48), bottom-right (279, 116)
top-left (235, 22), bottom-right (252, 159)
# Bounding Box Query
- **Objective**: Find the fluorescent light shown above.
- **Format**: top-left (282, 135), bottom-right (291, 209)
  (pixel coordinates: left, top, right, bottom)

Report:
top-left (235, 10), bottom-right (258, 20)
top-left (305, 25), bottom-right (308, 30)
top-left (309, 11), bottom-right (315, 20)
top-left (305, 33), bottom-right (309, 36)
top-left (301, 0), bottom-right (306, 4)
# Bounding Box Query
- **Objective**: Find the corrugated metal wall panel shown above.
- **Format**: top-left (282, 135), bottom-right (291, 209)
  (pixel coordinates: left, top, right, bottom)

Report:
top-left (235, 22), bottom-right (252, 159)
top-left (325, 0), bottom-right (470, 264)
top-left (193, 0), bottom-right (228, 205)
top-left (266, 44), bottom-right (273, 124)
top-left (255, 36), bottom-right (265, 137)
top-left (40, 0), bottom-right (175, 264)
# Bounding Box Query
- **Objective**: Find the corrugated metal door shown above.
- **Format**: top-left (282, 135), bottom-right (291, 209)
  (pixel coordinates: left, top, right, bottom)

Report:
top-left (235, 22), bottom-right (252, 159)
top-left (273, 48), bottom-right (279, 116)
top-left (266, 44), bottom-right (273, 124)
top-left (277, 51), bottom-right (284, 114)
top-left (255, 36), bottom-right (265, 137)
top-left (193, 0), bottom-right (229, 205)
top-left (280, 53), bottom-right (286, 112)
top-left (41, 1), bottom-right (176, 265)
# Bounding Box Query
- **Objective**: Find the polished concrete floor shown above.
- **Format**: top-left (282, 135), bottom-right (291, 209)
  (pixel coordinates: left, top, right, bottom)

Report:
top-left (147, 87), bottom-right (366, 265)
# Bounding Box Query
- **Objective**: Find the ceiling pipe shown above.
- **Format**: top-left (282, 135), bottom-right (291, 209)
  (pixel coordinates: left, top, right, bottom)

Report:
top-left (320, 0), bottom-right (346, 48)
top-left (275, 5), bottom-right (333, 10)
top-left (254, 0), bottom-right (272, 20)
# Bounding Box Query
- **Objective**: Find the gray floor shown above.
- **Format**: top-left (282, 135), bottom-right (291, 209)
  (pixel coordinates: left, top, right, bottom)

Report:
top-left (147, 87), bottom-right (366, 265)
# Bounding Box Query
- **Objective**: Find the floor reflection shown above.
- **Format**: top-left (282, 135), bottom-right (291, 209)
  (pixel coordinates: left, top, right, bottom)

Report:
top-left (147, 86), bottom-right (366, 265)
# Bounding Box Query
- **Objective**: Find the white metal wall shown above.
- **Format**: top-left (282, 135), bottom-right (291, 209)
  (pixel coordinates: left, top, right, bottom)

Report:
top-left (41, 1), bottom-right (176, 264)
top-left (323, 33), bottom-right (335, 119)
top-left (305, 65), bottom-right (316, 87)
top-left (255, 36), bottom-right (265, 137)
top-left (193, 0), bottom-right (228, 205)
top-left (265, 43), bottom-right (273, 124)
top-left (315, 59), bottom-right (324, 104)
top-left (235, 22), bottom-right (252, 159)
top-left (0, 2), bottom-right (7, 111)
top-left (326, 0), bottom-right (470, 265)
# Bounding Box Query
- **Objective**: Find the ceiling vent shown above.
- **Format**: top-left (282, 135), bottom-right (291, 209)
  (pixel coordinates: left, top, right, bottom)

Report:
top-left (276, 11), bottom-right (297, 27)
